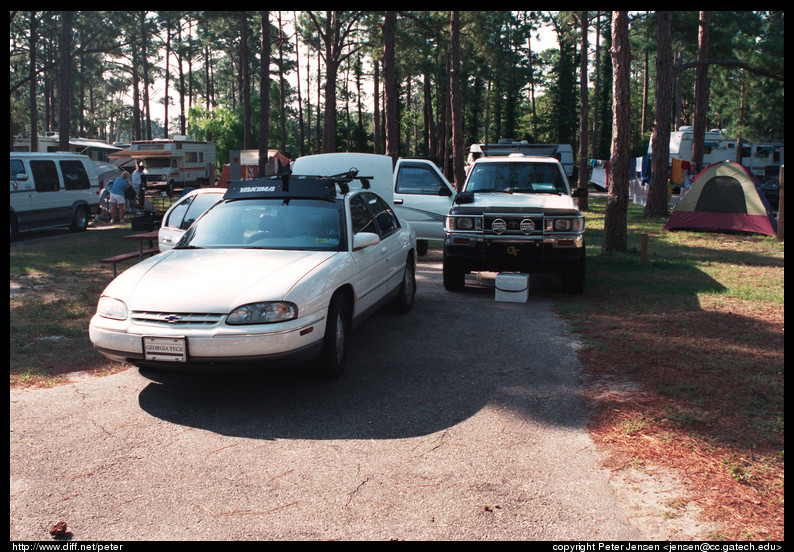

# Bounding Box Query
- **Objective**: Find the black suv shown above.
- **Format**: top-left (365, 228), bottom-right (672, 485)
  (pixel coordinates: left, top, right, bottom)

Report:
top-left (443, 155), bottom-right (587, 293)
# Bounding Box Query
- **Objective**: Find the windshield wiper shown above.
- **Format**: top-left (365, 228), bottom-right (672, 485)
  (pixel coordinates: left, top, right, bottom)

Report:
top-left (174, 244), bottom-right (203, 249)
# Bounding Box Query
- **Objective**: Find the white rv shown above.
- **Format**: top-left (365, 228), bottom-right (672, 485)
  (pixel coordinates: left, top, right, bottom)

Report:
top-left (468, 140), bottom-right (575, 177)
top-left (125, 136), bottom-right (217, 194)
top-left (656, 127), bottom-right (783, 178)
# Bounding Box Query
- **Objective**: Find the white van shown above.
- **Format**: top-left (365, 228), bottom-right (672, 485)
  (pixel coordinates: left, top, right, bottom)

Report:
top-left (10, 152), bottom-right (101, 239)
top-left (291, 153), bottom-right (456, 255)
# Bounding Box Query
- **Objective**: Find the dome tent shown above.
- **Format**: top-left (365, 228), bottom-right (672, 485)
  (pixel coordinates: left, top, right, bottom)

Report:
top-left (663, 161), bottom-right (778, 236)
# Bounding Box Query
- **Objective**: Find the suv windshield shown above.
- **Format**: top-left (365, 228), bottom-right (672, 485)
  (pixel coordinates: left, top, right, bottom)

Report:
top-left (465, 162), bottom-right (569, 194)
top-left (177, 198), bottom-right (344, 251)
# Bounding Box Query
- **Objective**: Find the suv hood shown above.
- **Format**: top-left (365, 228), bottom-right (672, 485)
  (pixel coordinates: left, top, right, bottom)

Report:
top-left (463, 192), bottom-right (577, 211)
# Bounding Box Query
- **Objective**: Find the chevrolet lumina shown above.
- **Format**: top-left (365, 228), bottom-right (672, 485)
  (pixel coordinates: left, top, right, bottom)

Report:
top-left (89, 173), bottom-right (417, 378)
top-left (443, 154), bottom-right (588, 293)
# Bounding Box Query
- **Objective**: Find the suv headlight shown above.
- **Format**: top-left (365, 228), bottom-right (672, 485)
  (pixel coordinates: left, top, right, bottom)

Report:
top-left (445, 215), bottom-right (482, 232)
top-left (227, 301), bottom-right (298, 325)
top-left (545, 217), bottom-right (584, 233)
top-left (97, 296), bottom-right (128, 320)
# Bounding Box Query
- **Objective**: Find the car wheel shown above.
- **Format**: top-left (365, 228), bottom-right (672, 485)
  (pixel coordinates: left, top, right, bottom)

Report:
top-left (318, 293), bottom-right (350, 379)
top-left (391, 257), bottom-right (416, 313)
top-left (70, 206), bottom-right (89, 232)
top-left (442, 255), bottom-right (465, 291)
top-left (416, 239), bottom-right (429, 256)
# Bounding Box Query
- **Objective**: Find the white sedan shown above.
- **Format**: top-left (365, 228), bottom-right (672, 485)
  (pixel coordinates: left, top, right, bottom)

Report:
top-left (158, 187), bottom-right (225, 251)
top-left (89, 174), bottom-right (417, 378)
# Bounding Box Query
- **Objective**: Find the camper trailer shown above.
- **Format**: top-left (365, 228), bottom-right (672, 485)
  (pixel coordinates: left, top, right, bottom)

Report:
top-left (468, 140), bottom-right (574, 177)
top-left (655, 127), bottom-right (783, 178)
top-left (123, 136), bottom-right (217, 194)
top-left (13, 134), bottom-right (123, 163)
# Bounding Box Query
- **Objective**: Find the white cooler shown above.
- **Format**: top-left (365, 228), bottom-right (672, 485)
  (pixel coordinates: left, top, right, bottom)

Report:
top-left (495, 272), bottom-right (529, 303)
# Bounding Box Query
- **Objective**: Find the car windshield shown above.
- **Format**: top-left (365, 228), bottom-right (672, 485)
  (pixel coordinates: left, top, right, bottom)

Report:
top-left (465, 162), bottom-right (569, 194)
top-left (176, 198), bottom-right (344, 251)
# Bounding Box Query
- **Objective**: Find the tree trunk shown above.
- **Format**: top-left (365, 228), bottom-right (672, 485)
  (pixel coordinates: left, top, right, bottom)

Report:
top-left (240, 11), bottom-right (251, 150)
top-left (690, 11), bottom-right (710, 172)
top-left (373, 60), bottom-right (380, 154)
top-left (449, 11), bottom-right (465, 191)
top-left (577, 10), bottom-right (589, 211)
top-left (28, 12), bottom-right (38, 153)
top-left (294, 12), bottom-right (305, 157)
top-left (258, 11), bottom-right (270, 177)
top-left (603, 11), bottom-right (630, 253)
top-left (383, 11), bottom-right (399, 164)
top-left (277, 12), bottom-right (287, 153)
top-left (57, 11), bottom-right (73, 151)
top-left (644, 11), bottom-right (673, 219)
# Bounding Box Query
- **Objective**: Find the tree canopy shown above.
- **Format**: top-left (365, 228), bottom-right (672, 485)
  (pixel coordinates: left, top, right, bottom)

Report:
top-left (10, 11), bottom-right (784, 173)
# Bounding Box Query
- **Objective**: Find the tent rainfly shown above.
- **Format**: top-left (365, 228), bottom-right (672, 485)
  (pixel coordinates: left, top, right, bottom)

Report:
top-left (663, 161), bottom-right (778, 237)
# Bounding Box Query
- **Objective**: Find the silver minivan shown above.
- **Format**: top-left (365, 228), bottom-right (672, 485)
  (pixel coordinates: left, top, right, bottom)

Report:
top-left (10, 152), bottom-right (101, 239)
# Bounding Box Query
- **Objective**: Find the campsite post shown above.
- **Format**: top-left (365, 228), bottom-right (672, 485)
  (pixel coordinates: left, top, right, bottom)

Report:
top-left (777, 165), bottom-right (784, 242)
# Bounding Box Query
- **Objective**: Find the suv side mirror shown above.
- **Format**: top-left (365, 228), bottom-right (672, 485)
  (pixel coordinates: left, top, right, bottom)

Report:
top-left (454, 191), bottom-right (475, 204)
top-left (572, 187), bottom-right (589, 198)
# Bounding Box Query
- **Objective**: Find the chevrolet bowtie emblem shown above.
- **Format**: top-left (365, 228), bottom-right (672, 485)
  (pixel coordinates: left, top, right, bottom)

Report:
top-left (163, 314), bottom-right (182, 323)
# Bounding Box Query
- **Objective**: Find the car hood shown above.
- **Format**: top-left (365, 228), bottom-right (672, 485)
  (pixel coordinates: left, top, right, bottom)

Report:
top-left (104, 249), bottom-right (337, 312)
top-left (466, 192), bottom-right (577, 211)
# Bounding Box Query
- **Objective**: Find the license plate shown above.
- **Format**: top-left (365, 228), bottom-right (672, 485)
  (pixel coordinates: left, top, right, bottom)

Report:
top-left (143, 336), bottom-right (187, 362)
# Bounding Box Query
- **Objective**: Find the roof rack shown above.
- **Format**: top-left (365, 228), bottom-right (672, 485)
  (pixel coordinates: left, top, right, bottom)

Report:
top-left (223, 168), bottom-right (373, 201)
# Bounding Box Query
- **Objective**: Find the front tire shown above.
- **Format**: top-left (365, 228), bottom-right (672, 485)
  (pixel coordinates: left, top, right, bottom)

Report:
top-left (442, 255), bottom-right (465, 291)
top-left (391, 256), bottom-right (416, 313)
top-left (318, 294), bottom-right (350, 379)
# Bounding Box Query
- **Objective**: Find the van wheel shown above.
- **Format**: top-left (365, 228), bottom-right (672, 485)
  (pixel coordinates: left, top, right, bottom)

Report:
top-left (70, 206), bottom-right (89, 232)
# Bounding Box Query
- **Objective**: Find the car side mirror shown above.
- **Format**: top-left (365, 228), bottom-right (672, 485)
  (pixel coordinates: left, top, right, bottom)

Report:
top-left (353, 232), bottom-right (380, 250)
top-left (572, 187), bottom-right (589, 198)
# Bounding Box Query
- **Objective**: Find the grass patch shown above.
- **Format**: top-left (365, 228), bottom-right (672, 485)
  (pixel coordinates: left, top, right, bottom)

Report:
top-left (553, 198), bottom-right (784, 540)
top-left (10, 225), bottom-right (137, 386)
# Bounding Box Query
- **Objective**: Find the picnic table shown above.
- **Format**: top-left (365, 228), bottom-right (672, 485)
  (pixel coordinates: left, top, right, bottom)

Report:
top-left (123, 230), bottom-right (159, 260)
top-left (100, 230), bottom-right (160, 277)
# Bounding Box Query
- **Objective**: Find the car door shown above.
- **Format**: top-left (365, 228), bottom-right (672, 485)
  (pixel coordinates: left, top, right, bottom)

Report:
top-left (361, 192), bottom-right (409, 292)
top-left (348, 193), bottom-right (391, 315)
top-left (393, 160), bottom-right (454, 240)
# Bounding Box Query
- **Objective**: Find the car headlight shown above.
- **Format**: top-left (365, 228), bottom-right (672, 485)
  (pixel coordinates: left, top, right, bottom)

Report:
top-left (97, 296), bottom-right (128, 320)
top-left (227, 301), bottom-right (298, 325)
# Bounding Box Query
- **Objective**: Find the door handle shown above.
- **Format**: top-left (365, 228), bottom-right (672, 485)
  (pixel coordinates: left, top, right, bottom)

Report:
top-left (394, 198), bottom-right (403, 204)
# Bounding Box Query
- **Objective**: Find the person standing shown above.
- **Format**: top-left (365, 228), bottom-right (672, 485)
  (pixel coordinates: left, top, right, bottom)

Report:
top-left (131, 163), bottom-right (144, 211)
top-left (109, 172), bottom-right (131, 224)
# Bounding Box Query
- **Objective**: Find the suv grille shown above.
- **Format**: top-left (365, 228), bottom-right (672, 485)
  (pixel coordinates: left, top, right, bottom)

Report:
top-left (484, 213), bottom-right (544, 236)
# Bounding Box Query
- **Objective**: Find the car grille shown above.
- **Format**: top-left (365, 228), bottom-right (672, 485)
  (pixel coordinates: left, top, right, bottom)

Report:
top-left (484, 213), bottom-right (544, 236)
top-left (130, 311), bottom-right (225, 328)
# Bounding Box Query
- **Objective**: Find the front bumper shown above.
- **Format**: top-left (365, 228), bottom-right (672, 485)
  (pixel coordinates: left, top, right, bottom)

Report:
top-left (444, 233), bottom-right (585, 272)
top-left (89, 311), bottom-right (326, 371)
